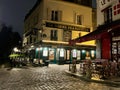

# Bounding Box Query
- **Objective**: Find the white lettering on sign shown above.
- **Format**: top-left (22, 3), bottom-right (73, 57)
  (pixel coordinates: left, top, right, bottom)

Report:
top-left (112, 36), bottom-right (120, 41)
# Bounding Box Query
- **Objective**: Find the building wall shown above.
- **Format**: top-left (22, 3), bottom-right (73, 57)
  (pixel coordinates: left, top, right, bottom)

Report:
top-left (64, 0), bottom-right (92, 7)
top-left (23, 0), bottom-right (96, 62)
top-left (42, 0), bottom-right (95, 45)
top-left (97, 0), bottom-right (120, 25)
top-left (23, 0), bottom-right (95, 45)
top-left (43, 0), bottom-right (92, 27)
top-left (96, 0), bottom-right (120, 60)
top-left (24, 0), bottom-right (95, 46)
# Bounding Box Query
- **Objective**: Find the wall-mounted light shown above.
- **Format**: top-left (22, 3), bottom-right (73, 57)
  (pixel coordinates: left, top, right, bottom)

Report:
top-left (36, 48), bottom-right (40, 51)
top-left (31, 45), bottom-right (34, 48)
top-left (13, 47), bottom-right (20, 52)
top-left (82, 50), bottom-right (86, 53)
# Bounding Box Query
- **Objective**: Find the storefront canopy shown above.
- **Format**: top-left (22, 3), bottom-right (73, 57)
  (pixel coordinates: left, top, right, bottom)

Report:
top-left (9, 54), bottom-right (25, 58)
top-left (69, 20), bottom-right (120, 45)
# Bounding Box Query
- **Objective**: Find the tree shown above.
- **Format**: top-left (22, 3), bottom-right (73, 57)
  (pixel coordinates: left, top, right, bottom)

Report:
top-left (0, 24), bottom-right (22, 65)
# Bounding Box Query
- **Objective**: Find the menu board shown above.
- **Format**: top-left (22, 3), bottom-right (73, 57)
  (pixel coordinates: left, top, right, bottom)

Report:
top-left (118, 42), bottom-right (120, 54)
top-left (112, 42), bottom-right (117, 54)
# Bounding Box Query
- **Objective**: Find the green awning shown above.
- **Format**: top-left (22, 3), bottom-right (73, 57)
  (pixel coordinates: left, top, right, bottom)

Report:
top-left (9, 54), bottom-right (24, 58)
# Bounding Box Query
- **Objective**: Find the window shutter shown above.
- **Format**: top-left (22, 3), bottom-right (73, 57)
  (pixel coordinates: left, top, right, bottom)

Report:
top-left (58, 11), bottom-right (62, 21)
top-left (47, 8), bottom-right (51, 20)
top-left (74, 12), bottom-right (77, 24)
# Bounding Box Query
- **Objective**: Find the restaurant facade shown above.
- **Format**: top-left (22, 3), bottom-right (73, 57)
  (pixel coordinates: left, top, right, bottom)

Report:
top-left (23, 0), bottom-right (96, 64)
top-left (70, 0), bottom-right (120, 62)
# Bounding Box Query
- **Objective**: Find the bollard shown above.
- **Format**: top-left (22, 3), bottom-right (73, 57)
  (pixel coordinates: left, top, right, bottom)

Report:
top-left (71, 59), bottom-right (77, 73)
top-left (86, 60), bottom-right (92, 79)
top-left (69, 64), bottom-right (72, 71)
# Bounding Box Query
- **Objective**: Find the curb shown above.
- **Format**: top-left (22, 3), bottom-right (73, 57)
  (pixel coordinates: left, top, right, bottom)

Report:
top-left (65, 70), bottom-right (120, 87)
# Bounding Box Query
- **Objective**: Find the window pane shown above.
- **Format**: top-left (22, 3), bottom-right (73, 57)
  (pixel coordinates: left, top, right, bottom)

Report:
top-left (51, 11), bottom-right (54, 20)
top-left (104, 7), bottom-right (112, 23)
top-left (77, 15), bottom-right (82, 25)
top-left (50, 30), bottom-right (58, 41)
top-left (55, 11), bottom-right (58, 21)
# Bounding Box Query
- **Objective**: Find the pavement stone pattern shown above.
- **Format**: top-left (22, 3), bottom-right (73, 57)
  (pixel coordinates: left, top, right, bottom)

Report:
top-left (0, 64), bottom-right (120, 90)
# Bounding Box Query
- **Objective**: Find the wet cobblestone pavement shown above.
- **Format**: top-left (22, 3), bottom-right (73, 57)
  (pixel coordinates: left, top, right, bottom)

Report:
top-left (0, 64), bottom-right (120, 90)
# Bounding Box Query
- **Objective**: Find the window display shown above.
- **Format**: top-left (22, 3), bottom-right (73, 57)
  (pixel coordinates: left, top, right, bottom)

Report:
top-left (43, 48), bottom-right (48, 57)
top-left (56, 49), bottom-right (60, 60)
top-left (91, 50), bottom-right (95, 58)
top-left (85, 51), bottom-right (90, 60)
top-left (72, 49), bottom-right (77, 58)
top-left (77, 50), bottom-right (81, 60)
top-left (49, 48), bottom-right (54, 60)
top-left (67, 50), bottom-right (70, 60)
top-left (60, 49), bottom-right (64, 57)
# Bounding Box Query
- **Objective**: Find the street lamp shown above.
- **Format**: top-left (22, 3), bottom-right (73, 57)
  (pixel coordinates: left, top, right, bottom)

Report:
top-left (13, 47), bottom-right (20, 52)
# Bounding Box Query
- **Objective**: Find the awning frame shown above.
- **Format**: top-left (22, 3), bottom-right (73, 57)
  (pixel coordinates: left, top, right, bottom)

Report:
top-left (69, 19), bottom-right (120, 45)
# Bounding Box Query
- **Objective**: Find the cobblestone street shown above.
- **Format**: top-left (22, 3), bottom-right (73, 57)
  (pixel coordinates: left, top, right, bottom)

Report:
top-left (0, 64), bottom-right (120, 90)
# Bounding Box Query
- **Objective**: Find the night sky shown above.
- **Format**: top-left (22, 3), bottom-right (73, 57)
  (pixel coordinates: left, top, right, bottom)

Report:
top-left (0, 0), bottom-right (37, 36)
top-left (0, 0), bottom-right (96, 37)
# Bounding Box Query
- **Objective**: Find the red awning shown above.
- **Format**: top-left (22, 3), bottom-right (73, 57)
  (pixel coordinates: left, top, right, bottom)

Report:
top-left (69, 21), bottom-right (120, 45)
top-left (69, 31), bottom-right (107, 45)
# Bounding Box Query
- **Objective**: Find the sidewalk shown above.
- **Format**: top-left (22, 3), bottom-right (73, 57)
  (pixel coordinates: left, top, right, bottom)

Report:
top-left (65, 65), bottom-right (120, 86)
